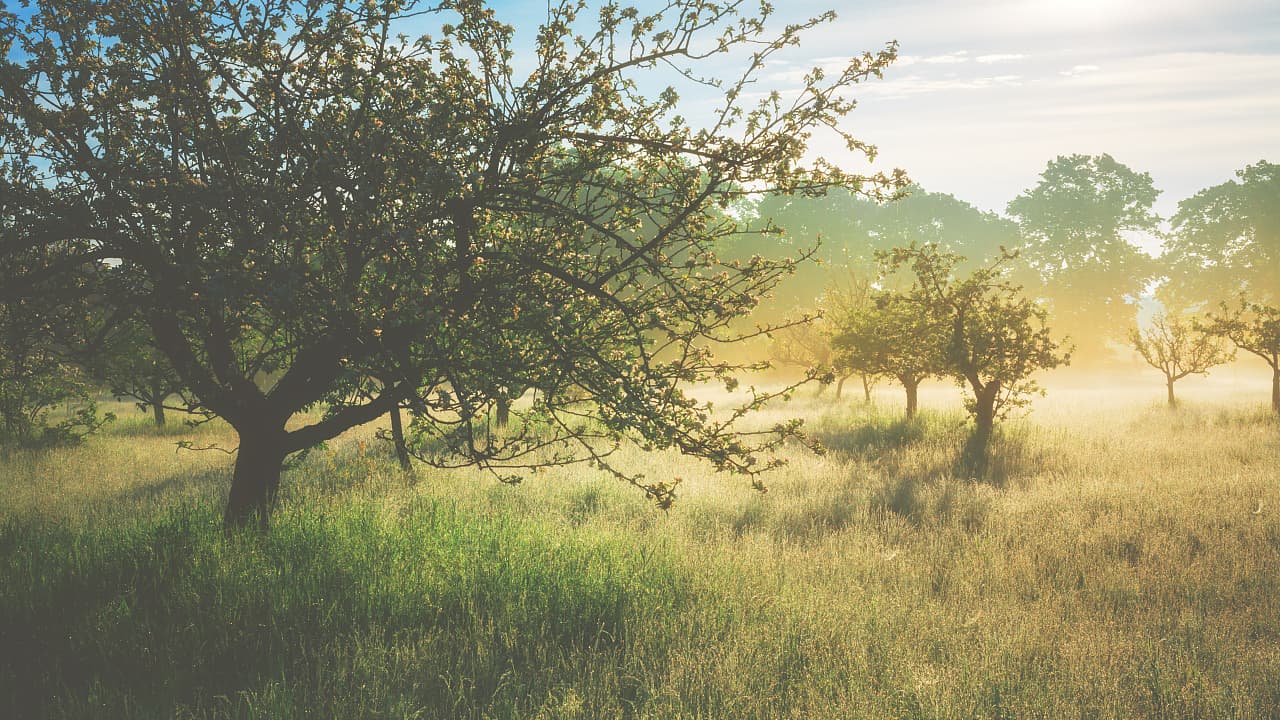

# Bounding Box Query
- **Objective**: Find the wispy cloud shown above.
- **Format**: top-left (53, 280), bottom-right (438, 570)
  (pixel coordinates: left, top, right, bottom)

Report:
top-left (897, 51), bottom-right (970, 67)
top-left (976, 53), bottom-right (1027, 64)
top-left (1059, 64), bottom-right (1101, 77)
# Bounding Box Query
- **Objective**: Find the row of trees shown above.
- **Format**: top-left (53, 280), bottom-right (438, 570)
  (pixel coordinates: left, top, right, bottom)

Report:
top-left (749, 156), bottom-right (1277, 365)
top-left (1131, 302), bottom-right (1280, 410)
top-left (828, 244), bottom-right (1068, 447)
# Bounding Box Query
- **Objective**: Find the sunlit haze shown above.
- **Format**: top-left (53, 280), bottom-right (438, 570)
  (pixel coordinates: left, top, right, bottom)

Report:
top-left (490, 0), bottom-right (1278, 254)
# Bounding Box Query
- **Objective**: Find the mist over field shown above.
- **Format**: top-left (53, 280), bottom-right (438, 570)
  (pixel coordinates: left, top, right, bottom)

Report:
top-left (1, 0), bottom-right (1277, 718)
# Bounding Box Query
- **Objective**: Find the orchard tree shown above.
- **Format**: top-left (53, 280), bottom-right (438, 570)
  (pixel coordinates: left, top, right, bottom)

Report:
top-left (91, 320), bottom-right (190, 427)
top-left (1129, 313), bottom-right (1232, 406)
top-left (1202, 299), bottom-right (1280, 414)
top-left (768, 271), bottom-right (875, 400)
top-left (884, 244), bottom-right (1069, 447)
top-left (1008, 154), bottom-right (1159, 363)
top-left (0, 296), bottom-right (110, 446)
top-left (1162, 161), bottom-right (1279, 309)
top-left (832, 291), bottom-right (943, 417)
top-left (1, 0), bottom-right (905, 529)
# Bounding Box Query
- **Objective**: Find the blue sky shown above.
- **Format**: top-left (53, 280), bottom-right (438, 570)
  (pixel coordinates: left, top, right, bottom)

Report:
top-left (485, 0), bottom-right (1279, 247)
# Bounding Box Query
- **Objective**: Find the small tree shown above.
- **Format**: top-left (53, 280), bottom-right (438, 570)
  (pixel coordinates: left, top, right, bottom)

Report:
top-left (1202, 299), bottom-right (1280, 414)
top-left (884, 244), bottom-right (1069, 447)
top-left (1130, 313), bottom-right (1231, 406)
top-left (0, 297), bottom-right (110, 447)
top-left (768, 271), bottom-right (875, 400)
top-left (92, 321), bottom-right (190, 427)
top-left (833, 292), bottom-right (943, 417)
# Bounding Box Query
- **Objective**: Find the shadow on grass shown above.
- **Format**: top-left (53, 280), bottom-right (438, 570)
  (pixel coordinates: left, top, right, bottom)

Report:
top-left (813, 415), bottom-right (931, 458)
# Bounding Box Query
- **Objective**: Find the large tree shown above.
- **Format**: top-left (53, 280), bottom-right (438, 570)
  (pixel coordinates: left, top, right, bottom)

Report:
top-left (1, 0), bottom-right (903, 528)
top-left (1008, 154), bottom-right (1159, 363)
top-left (1162, 160), bottom-right (1279, 309)
top-left (741, 184), bottom-right (1018, 321)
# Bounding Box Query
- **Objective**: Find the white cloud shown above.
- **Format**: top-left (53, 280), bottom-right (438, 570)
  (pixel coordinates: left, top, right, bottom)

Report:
top-left (1059, 64), bottom-right (1101, 77)
top-left (976, 53), bottom-right (1027, 64)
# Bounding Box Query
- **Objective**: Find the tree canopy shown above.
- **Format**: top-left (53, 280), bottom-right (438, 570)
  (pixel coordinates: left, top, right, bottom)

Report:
top-left (0, 0), bottom-right (905, 528)
top-left (1008, 153), bottom-right (1159, 363)
top-left (1162, 160), bottom-right (1279, 309)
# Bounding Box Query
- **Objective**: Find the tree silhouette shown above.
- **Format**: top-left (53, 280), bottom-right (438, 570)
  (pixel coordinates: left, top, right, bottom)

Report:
top-left (883, 244), bottom-right (1069, 465)
top-left (1162, 161), bottom-right (1279, 309)
top-left (832, 291), bottom-right (944, 417)
top-left (1129, 313), bottom-right (1231, 406)
top-left (1202, 299), bottom-right (1280, 414)
top-left (1, 0), bottom-right (905, 529)
top-left (1008, 154), bottom-right (1159, 364)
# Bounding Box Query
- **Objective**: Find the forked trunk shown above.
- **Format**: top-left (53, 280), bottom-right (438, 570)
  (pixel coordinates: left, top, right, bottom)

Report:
top-left (389, 405), bottom-right (411, 472)
top-left (224, 429), bottom-right (287, 533)
top-left (904, 379), bottom-right (919, 419)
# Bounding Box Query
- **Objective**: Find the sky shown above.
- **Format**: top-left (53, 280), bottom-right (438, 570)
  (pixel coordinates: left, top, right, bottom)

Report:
top-left (485, 0), bottom-right (1280, 252)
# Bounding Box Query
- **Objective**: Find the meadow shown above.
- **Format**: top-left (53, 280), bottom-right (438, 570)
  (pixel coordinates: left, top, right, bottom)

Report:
top-left (2, 371), bottom-right (1278, 719)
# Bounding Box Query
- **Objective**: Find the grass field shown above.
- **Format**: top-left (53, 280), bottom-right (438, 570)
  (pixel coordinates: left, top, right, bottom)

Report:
top-left (2, 370), bottom-right (1279, 718)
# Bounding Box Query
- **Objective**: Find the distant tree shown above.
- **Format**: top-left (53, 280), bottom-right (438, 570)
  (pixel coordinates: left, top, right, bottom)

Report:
top-left (0, 296), bottom-right (110, 447)
top-left (1162, 161), bottom-right (1279, 309)
top-left (92, 321), bottom-right (190, 428)
top-left (884, 244), bottom-right (1069, 450)
top-left (1, 0), bottom-right (905, 529)
top-left (1129, 313), bottom-right (1232, 406)
top-left (1008, 154), bottom-right (1159, 363)
top-left (743, 185), bottom-right (1019, 321)
top-left (832, 291), bottom-right (943, 418)
top-left (767, 271), bottom-right (876, 400)
top-left (1202, 299), bottom-right (1280, 414)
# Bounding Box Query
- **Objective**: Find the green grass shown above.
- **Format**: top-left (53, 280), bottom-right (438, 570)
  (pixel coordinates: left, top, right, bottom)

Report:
top-left (2, 376), bottom-right (1279, 718)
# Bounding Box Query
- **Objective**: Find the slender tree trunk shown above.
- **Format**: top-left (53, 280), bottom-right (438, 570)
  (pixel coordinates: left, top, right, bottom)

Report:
top-left (1166, 376), bottom-right (1177, 407)
top-left (904, 379), bottom-right (919, 419)
top-left (834, 375), bottom-right (846, 400)
top-left (152, 398), bottom-right (166, 427)
top-left (862, 374), bottom-right (872, 403)
top-left (1272, 365), bottom-right (1279, 415)
top-left (389, 405), bottom-right (411, 472)
top-left (495, 394), bottom-right (511, 429)
top-left (224, 428), bottom-right (287, 533)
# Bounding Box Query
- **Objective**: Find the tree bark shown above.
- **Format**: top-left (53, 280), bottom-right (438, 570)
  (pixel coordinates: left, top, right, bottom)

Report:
top-left (903, 379), bottom-right (919, 419)
top-left (834, 375), bottom-right (846, 400)
top-left (862, 374), bottom-right (872, 403)
top-left (1272, 365), bottom-right (1279, 415)
top-left (495, 394), bottom-right (511, 429)
top-left (151, 398), bottom-right (166, 427)
top-left (389, 405), bottom-right (411, 472)
top-left (1166, 376), bottom-right (1176, 407)
top-left (973, 383), bottom-right (998, 440)
top-left (224, 429), bottom-right (287, 533)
